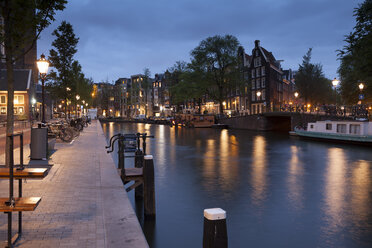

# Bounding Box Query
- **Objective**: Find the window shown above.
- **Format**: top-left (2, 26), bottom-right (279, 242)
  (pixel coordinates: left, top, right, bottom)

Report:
top-left (18, 107), bottom-right (24, 114)
top-left (257, 57), bottom-right (261, 66)
top-left (326, 123), bottom-right (332, 130)
top-left (261, 66), bottom-right (265, 76)
top-left (261, 77), bottom-right (266, 88)
top-left (252, 79), bottom-right (255, 89)
top-left (337, 124), bottom-right (347, 134)
top-left (349, 124), bottom-right (360, 134)
top-left (262, 91), bottom-right (266, 100)
top-left (245, 87), bottom-right (248, 94)
top-left (14, 95), bottom-right (24, 104)
top-left (256, 67), bottom-right (260, 77)
top-left (252, 69), bottom-right (255, 78)
top-left (310, 124), bottom-right (314, 129)
top-left (255, 50), bottom-right (258, 56)
top-left (0, 107), bottom-right (6, 114)
top-left (252, 92), bottom-right (256, 101)
top-left (256, 80), bottom-right (260, 89)
top-left (0, 95), bottom-right (6, 104)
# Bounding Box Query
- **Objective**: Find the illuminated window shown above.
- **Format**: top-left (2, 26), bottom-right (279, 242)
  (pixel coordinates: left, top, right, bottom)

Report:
top-left (18, 107), bottom-right (24, 114)
top-left (0, 95), bottom-right (6, 104)
top-left (14, 95), bottom-right (24, 104)
top-left (159, 82), bottom-right (161, 87)
top-left (0, 107), bottom-right (6, 114)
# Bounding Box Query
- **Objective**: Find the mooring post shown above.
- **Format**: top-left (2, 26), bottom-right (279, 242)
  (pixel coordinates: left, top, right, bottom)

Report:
top-left (143, 155), bottom-right (155, 218)
top-left (203, 208), bottom-right (228, 248)
top-left (118, 135), bottom-right (125, 179)
top-left (135, 149), bottom-right (144, 200)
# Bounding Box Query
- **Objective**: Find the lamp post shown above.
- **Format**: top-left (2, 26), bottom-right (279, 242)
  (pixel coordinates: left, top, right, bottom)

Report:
top-left (37, 54), bottom-right (49, 123)
top-left (76, 95), bottom-right (80, 117)
top-left (256, 91), bottom-right (261, 113)
top-left (294, 92), bottom-right (299, 112)
top-left (359, 82), bottom-right (364, 105)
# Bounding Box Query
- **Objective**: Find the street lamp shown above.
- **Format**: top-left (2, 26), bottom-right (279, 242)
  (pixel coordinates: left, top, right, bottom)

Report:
top-left (332, 78), bottom-right (340, 88)
top-left (359, 83), bottom-right (364, 90)
top-left (75, 95), bottom-right (80, 117)
top-left (37, 54), bottom-right (49, 123)
top-left (256, 91), bottom-right (261, 98)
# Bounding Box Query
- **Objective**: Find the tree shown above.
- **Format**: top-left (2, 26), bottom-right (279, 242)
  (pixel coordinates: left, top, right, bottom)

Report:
top-left (295, 48), bottom-right (333, 104)
top-left (47, 21), bottom-right (79, 117)
top-left (338, 0), bottom-right (372, 104)
top-left (0, 0), bottom-right (66, 167)
top-left (188, 35), bottom-right (242, 114)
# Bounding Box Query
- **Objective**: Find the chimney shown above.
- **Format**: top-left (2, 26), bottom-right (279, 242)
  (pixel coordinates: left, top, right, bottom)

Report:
top-left (255, 40), bottom-right (260, 47)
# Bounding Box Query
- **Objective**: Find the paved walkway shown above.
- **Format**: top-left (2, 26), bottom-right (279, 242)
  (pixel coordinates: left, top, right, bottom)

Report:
top-left (0, 121), bottom-right (148, 247)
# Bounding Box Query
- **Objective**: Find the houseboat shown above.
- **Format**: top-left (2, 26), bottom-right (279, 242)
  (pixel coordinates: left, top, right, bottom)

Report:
top-left (294, 120), bottom-right (372, 145)
top-left (174, 114), bottom-right (215, 128)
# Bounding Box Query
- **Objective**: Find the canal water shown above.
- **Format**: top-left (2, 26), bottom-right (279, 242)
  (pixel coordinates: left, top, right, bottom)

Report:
top-left (101, 122), bottom-right (372, 248)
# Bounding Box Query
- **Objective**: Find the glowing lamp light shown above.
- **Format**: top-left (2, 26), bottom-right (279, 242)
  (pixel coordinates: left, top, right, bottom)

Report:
top-left (256, 91), bottom-right (262, 97)
top-left (359, 83), bottom-right (364, 90)
top-left (294, 92), bottom-right (299, 98)
top-left (31, 98), bottom-right (36, 105)
top-left (222, 101), bottom-right (226, 106)
top-left (332, 78), bottom-right (339, 87)
top-left (36, 54), bottom-right (49, 74)
top-left (307, 104), bottom-right (311, 108)
top-left (76, 95), bottom-right (80, 100)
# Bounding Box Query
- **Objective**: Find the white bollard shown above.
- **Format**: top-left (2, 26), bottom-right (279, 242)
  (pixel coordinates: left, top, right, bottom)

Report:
top-left (203, 208), bottom-right (228, 248)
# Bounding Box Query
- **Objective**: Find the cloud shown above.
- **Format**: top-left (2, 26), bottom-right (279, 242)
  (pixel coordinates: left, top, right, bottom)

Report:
top-left (37, 0), bottom-right (363, 82)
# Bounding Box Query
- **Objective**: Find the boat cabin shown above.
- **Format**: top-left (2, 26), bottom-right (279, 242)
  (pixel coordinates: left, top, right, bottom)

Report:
top-left (307, 121), bottom-right (372, 136)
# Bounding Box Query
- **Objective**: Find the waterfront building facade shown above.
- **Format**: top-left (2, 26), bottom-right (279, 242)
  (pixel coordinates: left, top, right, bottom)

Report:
top-left (249, 40), bottom-right (296, 114)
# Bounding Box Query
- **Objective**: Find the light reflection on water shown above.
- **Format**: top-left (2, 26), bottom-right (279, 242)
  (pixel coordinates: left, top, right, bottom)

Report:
top-left (102, 122), bottom-right (372, 248)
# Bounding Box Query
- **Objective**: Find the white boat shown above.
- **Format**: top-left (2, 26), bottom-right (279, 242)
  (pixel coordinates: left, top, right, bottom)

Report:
top-left (294, 120), bottom-right (372, 145)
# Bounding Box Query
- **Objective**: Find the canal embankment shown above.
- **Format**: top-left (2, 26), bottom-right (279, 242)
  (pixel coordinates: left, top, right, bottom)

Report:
top-left (0, 120), bottom-right (148, 247)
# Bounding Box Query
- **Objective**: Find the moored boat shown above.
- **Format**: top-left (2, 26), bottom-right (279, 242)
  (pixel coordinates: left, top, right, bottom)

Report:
top-left (294, 120), bottom-right (372, 145)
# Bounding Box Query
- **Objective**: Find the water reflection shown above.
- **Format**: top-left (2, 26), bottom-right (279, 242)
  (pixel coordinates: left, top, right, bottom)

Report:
top-left (351, 160), bottom-right (371, 225)
top-left (324, 148), bottom-right (347, 229)
top-left (102, 123), bottom-right (372, 248)
top-left (287, 146), bottom-right (304, 210)
top-left (251, 135), bottom-right (267, 206)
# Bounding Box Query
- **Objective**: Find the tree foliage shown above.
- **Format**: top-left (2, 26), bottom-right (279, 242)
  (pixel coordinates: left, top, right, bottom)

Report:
top-left (170, 35), bottom-right (243, 113)
top-left (0, 0), bottom-right (66, 167)
top-left (338, 0), bottom-right (372, 104)
top-left (46, 21), bottom-right (92, 114)
top-left (295, 48), bottom-right (333, 104)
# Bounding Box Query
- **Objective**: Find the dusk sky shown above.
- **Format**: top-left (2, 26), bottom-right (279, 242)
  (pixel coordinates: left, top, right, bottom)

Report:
top-left (38, 0), bottom-right (363, 83)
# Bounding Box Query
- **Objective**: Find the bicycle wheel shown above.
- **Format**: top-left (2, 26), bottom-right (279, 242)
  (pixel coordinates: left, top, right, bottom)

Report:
top-left (60, 128), bottom-right (73, 142)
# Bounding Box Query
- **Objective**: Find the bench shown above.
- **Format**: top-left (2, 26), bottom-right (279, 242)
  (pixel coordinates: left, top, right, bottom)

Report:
top-left (0, 197), bottom-right (42, 212)
top-left (0, 168), bottom-right (48, 179)
top-left (1, 133), bottom-right (47, 247)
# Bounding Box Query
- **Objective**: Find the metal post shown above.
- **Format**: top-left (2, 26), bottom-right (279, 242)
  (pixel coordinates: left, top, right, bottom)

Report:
top-left (135, 149), bottom-right (144, 200)
top-left (41, 76), bottom-right (46, 123)
top-left (20, 133), bottom-right (23, 169)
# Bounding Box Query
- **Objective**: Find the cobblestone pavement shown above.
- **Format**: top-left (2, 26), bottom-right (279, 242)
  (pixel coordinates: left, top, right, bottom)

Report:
top-left (0, 121), bottom-right (148, 248)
